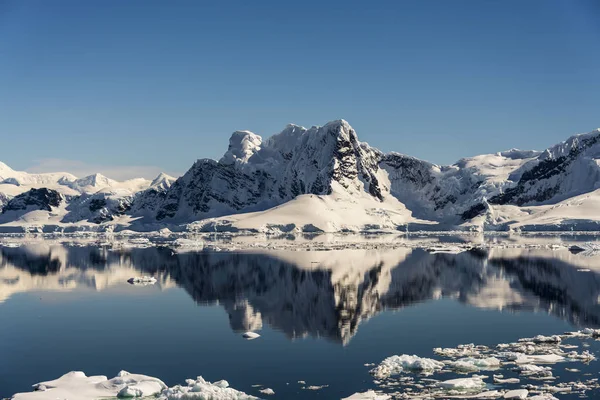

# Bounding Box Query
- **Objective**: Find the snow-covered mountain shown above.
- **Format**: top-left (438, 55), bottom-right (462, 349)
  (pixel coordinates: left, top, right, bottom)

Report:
top-left (1, 120), bottom-right (600, 232)
top-left (0, 163), bottom-right (175, 227)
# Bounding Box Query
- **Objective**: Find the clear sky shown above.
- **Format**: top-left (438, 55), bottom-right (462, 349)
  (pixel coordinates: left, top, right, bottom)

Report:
top-left (1, 0), bottom-right (599, 179)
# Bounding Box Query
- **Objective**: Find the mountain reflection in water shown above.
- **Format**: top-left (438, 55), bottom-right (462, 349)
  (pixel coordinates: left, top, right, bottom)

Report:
top-left (1, 243), bottom-right (600, 344)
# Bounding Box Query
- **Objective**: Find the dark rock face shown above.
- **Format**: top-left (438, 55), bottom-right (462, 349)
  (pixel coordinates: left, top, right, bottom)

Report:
top-left (0, 192), bottom-right (9, 213)
top-left (1, 188), bottom-right (62, 214)
top-left (63, 193), bottom-right (133, 224)
top-left (461, 203), bottom-right (487, 220)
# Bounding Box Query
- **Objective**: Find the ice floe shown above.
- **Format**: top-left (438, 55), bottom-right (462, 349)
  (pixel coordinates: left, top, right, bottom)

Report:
top-left (11, 372), bottom-right (257, 400)
top-left (161, 376), bottom-right (258, 399)
top-left (258, 388), bottom-right (274, 395)
top-left (370, 355), bottom-right (445, 378)
top-left (447, 357), bottom-right (501, 372)
top-left (242, 331), bottom-right (261, 340)
top-left (342, 390), bottom-right (391, 400)
top-left (369, 328), bottom-right (600, 399)
top-left (437, 376), bottom-right (486, 390)
top-left (11, 371), bottom-right (166, 400)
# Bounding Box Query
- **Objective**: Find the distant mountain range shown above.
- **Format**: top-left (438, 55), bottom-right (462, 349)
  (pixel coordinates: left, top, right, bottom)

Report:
top-left (1, 120), bottom-right (600, 232)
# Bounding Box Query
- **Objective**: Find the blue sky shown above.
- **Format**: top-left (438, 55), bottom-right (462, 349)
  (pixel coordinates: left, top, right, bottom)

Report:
top-left (1, 0), bottom-right (599, 179)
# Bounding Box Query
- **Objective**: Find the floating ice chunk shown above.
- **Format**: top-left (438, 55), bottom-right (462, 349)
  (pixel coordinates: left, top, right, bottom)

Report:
top-left (528, 395), bottom-right (559, 400)
top-left (519, 335), bottom-right (561, 344)
top-left (258, 388), bottom-right (274, 395)
top-left (445, 391), bottom-right (503, 399)
top-left (437, 376), bottom-right (486, 390)
top-left (503, 389), bottom-right (528, 399)
top-left (161, 375), bottom-right (257, 399)
top-left (127, 276), bottom-right (157, 285)
top-left (449, 357), bottom-right (501, 372)
top-left (517, 364), bottom-right (553, 379)
top-left (304, 385), bottom-right (328, 390)
top-left (502, 351), bottom-right (565, 364)
top-left (493, 374), bottom-right (519, 384)
top-left (242, 332), bottom-right (261, 340)
top-left (11, 371), bottom-right (166, 400)
top-left (566, 350), bottom-right (595, 361)
top-left (117, 381), bottom-right (165, 397)
top-left (370, 355), bottom-right (444, 379)
top-left (434, 344), bottom-right (485, 358)
top-left (342, 390), bottom-right (391, 400)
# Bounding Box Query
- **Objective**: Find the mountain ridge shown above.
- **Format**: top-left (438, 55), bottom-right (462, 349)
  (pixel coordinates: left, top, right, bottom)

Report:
top-left (1, 120), bottom-right (600, 233)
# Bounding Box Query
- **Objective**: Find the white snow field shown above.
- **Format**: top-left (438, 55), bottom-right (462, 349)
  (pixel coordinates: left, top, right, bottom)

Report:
top-left (1, 121), bottom-right (600, 233)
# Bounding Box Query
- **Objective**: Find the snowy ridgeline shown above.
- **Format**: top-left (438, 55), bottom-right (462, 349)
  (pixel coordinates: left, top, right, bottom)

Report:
top-left (2, 120), bottom-right (600, 233)
top-left (10, 329), bottom-right (600, 399)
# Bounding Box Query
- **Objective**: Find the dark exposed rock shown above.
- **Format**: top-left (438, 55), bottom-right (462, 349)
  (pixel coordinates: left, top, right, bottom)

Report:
top-left (1, 188), bottom-right (62, 214)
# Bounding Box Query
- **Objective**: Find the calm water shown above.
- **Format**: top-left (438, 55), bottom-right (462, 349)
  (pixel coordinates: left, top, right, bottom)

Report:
top-left (1, 242), bottom-right (600, 398)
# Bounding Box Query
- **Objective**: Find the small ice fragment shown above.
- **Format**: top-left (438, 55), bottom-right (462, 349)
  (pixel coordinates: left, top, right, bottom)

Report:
top-left (305, 385), bottom-right (328, 390)
top-left (438, 377), bottom-right (486, 390)
top-left (297, 380), bottom-right (306, 384)
top-left (259, 388), bottom-right (275, 395)
top-left (243, 332), bottom-right (261, 340)
top-left (503, 389), bottom-right (528, 399)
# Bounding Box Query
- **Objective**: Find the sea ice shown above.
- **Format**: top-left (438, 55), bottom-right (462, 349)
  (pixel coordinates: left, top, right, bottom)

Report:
top-left (437, 376), bottom-right (486, 390)
top-left (11, 371), bottom-right (166, 400)
top-left (448, 357), bottom-right (501, 372)
top-left (503, 389), bottom-right (528, 399)
top-left (242, 331), bottom-right (261, 340)
top-left (159, 376), bottom-right (257, 399)
top-left (370, 355), bottom-right (445, 379)
top-left (342, 390), bottom-right (391, 400)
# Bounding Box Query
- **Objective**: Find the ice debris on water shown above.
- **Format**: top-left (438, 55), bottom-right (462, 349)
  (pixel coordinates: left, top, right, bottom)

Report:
top-left (365, 328), bottom-right (600, 399)
top-left (437, 376), bottom-right (487, 390)
top-left (242, 331), bottom-right (261, 340)
top-left (258, 388), bottom-right (274, 395)
top-left (342, 390), bottom-right (391, 400)
top-left (370, 355), bottom-right (445, 378)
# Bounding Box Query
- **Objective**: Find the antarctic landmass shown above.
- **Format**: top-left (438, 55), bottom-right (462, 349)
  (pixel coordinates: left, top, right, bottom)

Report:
top-left (2, 120), bottom-right (600, 233)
